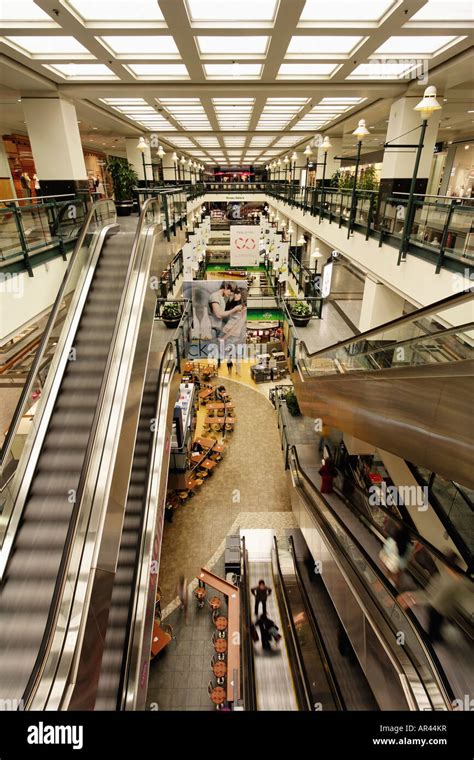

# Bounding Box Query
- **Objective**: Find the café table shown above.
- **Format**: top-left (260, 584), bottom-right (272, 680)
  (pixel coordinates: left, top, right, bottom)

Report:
top-left (206, 402), bottom-right (235, 412)
top-left (198, 388), bottom-right (214, 401)
top-left (194, 437), bottom-right (215, 450)
top-left (210, 686), bottom-right (226, 706)
top-left (209, 596), bottom-right (221, 612)
top-left (212, 661), bottom-right (227, 679)
top-left (150, 620), bottom-right (172, 658)
top-left (194, 587), bottom-right (206, 601)
top-left (201, 458), bottom-right (217, 471)
top-left (213, 638), bottom-right (227, 658)
top-left (215, 615), bottom-right (228, 635)
top-left (190, 451), bottom-right (204, 464)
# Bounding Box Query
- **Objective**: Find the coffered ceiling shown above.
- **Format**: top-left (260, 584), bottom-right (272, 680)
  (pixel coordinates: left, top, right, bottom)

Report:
top-left (0, 0), bottom-right (472, 164)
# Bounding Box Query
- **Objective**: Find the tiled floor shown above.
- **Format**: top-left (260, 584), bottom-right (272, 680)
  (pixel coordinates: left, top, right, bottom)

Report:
top-left (158, 376), bottom-right (294, 608)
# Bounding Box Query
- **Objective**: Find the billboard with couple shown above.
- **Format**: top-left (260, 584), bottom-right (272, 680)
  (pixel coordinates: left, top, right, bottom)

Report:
top-left (183, 280), bottom-right (248, 354)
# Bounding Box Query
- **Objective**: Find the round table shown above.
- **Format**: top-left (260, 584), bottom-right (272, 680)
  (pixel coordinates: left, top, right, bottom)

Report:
top-left (215, 615), bottom-right (228, 632)
top-left (194, 587), bottom-right (206, 600)
top-left (209, 596), bottom-right (221, 611)
top-left (212, 661), bottom-right (227, 679)
top-left (214, 638), bottom-right (227, 655)
top-left (210, 686), bottom-right (226, 706)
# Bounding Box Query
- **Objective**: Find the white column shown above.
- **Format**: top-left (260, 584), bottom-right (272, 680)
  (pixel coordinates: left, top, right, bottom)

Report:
top-left (161, 151), bottom-right (176, 183)
top-left (316, 137), bottom-right (343, 182)
top-left (380, 95), bottom-right (441, 195)
top-left (22, 96), bottom-right (87, 195)
top-left (0, 139), bottom-right (15, 200)
top-left (359, 276), bottom-right (405, 332)
top-left (125, 138), bottom-right (153, 182)
top-left (292, 152), bottom-right (305, 184)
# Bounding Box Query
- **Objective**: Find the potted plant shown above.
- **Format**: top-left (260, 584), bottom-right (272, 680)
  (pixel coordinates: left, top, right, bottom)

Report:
top-left (104, 156), bottom-right (138, 216)
top-left (161, 301), bottom-right (183, 329)
top-left (285, 390), bottom-right (301, 416)
top-left (289, 300), bottom-right (312, 328)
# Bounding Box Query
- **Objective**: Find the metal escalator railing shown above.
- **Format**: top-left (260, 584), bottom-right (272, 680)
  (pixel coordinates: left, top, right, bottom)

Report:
top-left (240, 537), bottom-right (257, 711)
top-left (297, 290), bottom-right (474, 378)
top-left (0, 199), bottom-right (118, 577)
top-left (289, 445), bottom-right (454, 711)
top-left (122, 342), bottom-right (177, 711)
top-left (19, 197), bottom-right (163, 709)
top-left (271, 536), bottom-right (314, 711)
top-left (91, 342), bottom-right (176, 710)
top-left (286, 534), bottom-right (346, 711)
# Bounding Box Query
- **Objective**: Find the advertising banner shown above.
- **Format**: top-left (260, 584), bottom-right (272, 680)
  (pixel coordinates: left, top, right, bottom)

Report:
top-left (321, 261), bottom-right (334, 298)
top-left (230, 224), bottom-right (260, 266)
top-left (275, 241), bottom-right (289, 281)
top-left (183, 280), bottom-right (248, 357)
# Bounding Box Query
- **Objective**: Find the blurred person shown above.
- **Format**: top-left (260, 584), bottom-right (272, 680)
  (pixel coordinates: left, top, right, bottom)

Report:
top-left (397, 551), bottom-right (471, 643)
top-left (319, 456), bottom-right (337, 494)
top-left (176, 575), bottom-right (189, 622)
top-left (251, 579), bottom-right (272, 619)
top-left (380, 522), bottom-right (413, 588)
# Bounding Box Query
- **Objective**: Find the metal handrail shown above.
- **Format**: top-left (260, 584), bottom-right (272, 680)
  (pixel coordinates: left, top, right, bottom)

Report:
top-left (0, 200), bottom-right (115, 466)
top-left (25, 196), bottom-right (163, 708)
top-left (298, 290), bottom-right (473, 360)
top-left (287, 534), bottom-right (346, 710)
top-left (289, 444), bottom-right (454, 710)
top-left (240, 537), bottom-right (257, 711)
top-left (271, 536), bottom-right (313, 711)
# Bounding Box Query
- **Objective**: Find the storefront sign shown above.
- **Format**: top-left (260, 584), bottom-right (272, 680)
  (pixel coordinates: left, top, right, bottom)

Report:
top-left (230, 224), bottom-right (260, 266)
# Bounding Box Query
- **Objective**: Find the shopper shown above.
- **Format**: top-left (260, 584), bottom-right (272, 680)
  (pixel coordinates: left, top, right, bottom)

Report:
top-left (255, 615), bottom-right (272, 650)
top-left (176, 575), bottom-right (188, 622)
top-left (251, 579), bottom-right (272, 618)
top-left (319, 457), bottom-right (337, 494)
top-left (226, 356), bottom-right (233, 375)
top-left (379, 522), bottom-right (412, 588)
top-left (398, 552), bottom-right (470, 643)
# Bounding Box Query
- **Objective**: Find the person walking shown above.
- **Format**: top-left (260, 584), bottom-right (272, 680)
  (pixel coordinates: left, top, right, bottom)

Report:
top-left (319, 456), bottom-right (337, 494)
top-left (226, 356), bottom-right (233, 375)
top-left (251, 579), bottom-right (272, 619)
top-left (176, 575), bottom-right (189, 623)
top-left (398, 552), bottom-right (470, 642)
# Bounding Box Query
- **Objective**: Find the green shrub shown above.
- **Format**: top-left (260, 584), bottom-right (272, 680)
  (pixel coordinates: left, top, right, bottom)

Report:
top-left (104, 156), bottom-right (138, 202)
top-left (162, 301), bottom-right (182, 320)
top-left (290, 300), bottom-right (312, 317)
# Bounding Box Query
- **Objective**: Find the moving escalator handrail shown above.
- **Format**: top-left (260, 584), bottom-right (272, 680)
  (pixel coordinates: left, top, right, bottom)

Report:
top-left (289, 445), bottom-right (455, 710)
top-left (287, 534), bottom-right (346, 711)
top-left (0, 199), bottom-right (117, 468)
top-left (22, 196), bottom-right (163, 708)
top-left (297, 290), bottom-right (473, 360)
top-left (271, 536), bottom-right (314, 711)
top-left (115, 342), bottom-right (176, 710)
top-left (240, 537), bottom-right (257, 711)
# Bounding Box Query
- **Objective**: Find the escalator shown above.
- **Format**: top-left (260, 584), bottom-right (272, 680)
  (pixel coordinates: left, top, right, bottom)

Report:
top-left (272, 535), bottom-right (345, 711)
top-left (287, 445), bottom-right (473, 710)
top-left (293, 291), bottom-right (474, 488)
top-left (0, 194), bottom-right (174, 710)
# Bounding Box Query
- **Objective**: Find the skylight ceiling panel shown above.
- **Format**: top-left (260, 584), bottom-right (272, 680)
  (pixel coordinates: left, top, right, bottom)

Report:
top-left (319, 97), bottom-right (365, 104)
top-left (186, 0), bottom-right (278, 22)
top-left (373, 36), bottom-right (462, 56)
top-left (278, 63), bottom-right (339, 78)
top-left (4, 36), bottom-right (92, 57)
top-left (299, 0), bottom-right (397, 22)
top-left (2, 1), bottom-right (58, 22)
top-left (101, 98), bottom-right (148, 105)
top-left (410, 1), bottom-right (474, 21)
top-left (65, 0), bottom-right (165, 22)
top-left (98, 36), bottom-right (180, 57)
top-left (196, 36), bottom-right (269, 55)
top-left (44, 63), bottom-right (118, 79)
top-left (127, 64), bottom-right (190, 78)
top-left (348, 62), bottom-right (419, 78)
top-left (286, 35), bottom-right (364, 55)
top-left (204, 64), bottom-right (262, 78)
